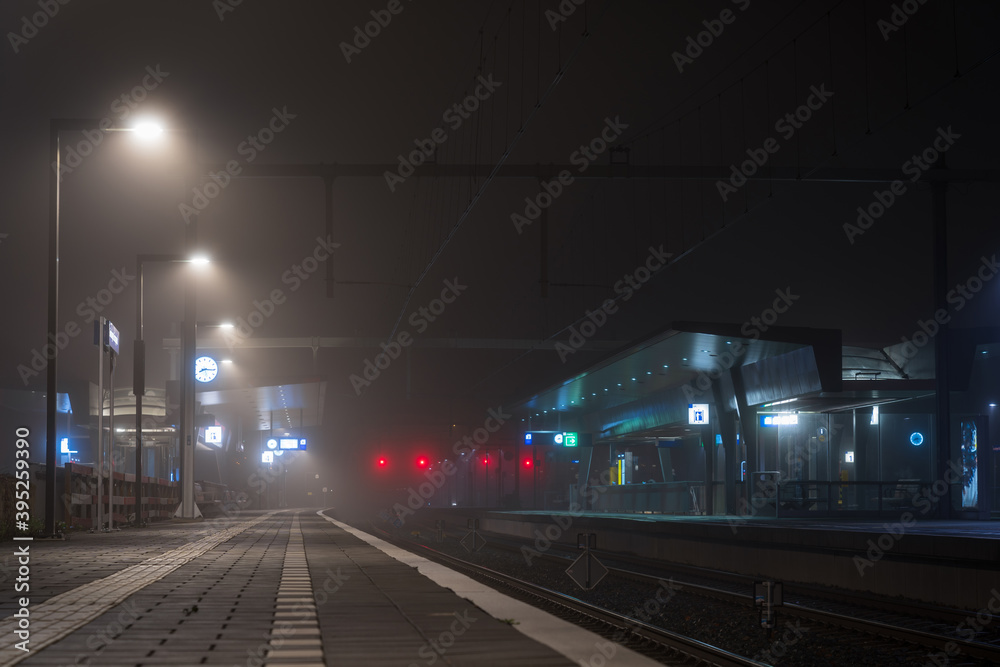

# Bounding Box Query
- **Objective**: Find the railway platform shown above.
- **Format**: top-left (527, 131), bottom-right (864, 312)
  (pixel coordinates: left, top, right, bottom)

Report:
top-left (0, 509), bottom-right (662, 666)
top-left (413, 508), bottom-right (1000, 611)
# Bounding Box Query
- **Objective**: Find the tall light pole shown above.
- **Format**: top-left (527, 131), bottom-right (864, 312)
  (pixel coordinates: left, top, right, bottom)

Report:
top-left (48, 118), bottom-right (204, 530)
top-left (47, 120), bottom-right (155, 535)
top-left (135, 254), bottom-right (207, 525)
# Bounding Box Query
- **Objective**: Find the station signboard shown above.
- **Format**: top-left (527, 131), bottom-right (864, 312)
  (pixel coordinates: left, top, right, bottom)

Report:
top-left (759, 414), bottom-right (798, 427)
top-left (688, 404), bottom-right (709, 425)
top-left (93, 319), bottom-right (121, 355)
top-left (106, 321), bottom-right (120, 355)
top-left (205, 426), bottom-right (222, 444)
top-left (524, 431), bottom-right (586, 446)
top-left (279, 437), bottom-right (307, 450)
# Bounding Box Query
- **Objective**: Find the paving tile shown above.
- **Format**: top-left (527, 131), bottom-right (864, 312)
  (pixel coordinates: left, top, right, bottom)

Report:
top-left (4, 510), bottom-right (588, 666)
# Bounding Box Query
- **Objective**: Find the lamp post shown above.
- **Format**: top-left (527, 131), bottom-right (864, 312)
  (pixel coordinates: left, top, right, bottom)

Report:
top-left (47, 120), bottom-right (161, 535)
top-left (135, 254), bottom-right (208, 524)
top-left (48, 118), bottom-right (209, 530)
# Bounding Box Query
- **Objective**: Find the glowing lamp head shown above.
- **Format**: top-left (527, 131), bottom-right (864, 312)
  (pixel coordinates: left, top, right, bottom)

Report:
top-left (132, 121), bottom-right (164, 139)
top-left (416, 457), bottom-right (428, 469)
top-left (377, 457), bottom-right (387, 467)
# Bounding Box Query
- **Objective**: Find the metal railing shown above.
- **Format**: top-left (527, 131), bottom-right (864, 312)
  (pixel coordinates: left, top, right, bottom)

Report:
top-left (63, 462), bottom-right (179, 528)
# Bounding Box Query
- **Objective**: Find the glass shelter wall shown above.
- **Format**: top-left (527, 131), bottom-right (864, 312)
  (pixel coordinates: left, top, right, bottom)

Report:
top-left (753, 398), bottom-right (937, 514)
top-left (557, 399), bottom-right (943, 517)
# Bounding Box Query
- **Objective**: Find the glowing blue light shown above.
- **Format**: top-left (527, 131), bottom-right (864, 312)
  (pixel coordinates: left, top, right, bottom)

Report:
top-left (910, 432), bottom-right (924, 446)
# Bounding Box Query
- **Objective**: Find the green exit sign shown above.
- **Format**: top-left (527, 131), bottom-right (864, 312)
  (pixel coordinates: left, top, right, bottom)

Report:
top-left (563, 432), bottom-right (578, 447)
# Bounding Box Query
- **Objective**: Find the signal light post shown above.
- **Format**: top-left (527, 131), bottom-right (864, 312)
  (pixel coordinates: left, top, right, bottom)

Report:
top-left (482, 454), bottom-right (490, 507)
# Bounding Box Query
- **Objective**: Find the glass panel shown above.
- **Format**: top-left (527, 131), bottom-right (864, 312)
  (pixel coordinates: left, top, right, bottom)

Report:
top-left (880, 413), bottom-right (934, 482)
top-left (670, 434), bottom-right (706, 483)
top-left (757, 420), bottom-right (780, 472)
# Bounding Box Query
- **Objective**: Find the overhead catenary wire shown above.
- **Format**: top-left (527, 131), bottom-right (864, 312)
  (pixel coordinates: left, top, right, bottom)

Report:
top-left (385, 0), bottom-right (614, 341)
top-left (466, 30), bottom-right (1000, 395)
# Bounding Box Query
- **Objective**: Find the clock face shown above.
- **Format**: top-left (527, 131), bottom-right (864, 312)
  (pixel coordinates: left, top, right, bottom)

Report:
top-left (194, 356), bottom-right (218, 383)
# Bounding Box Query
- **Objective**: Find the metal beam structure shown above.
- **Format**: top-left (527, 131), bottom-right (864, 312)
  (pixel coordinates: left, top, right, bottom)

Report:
top-left (161, 336), bottom-right (629, 352)
top-left (196, 163), bottom-right (1000, 184)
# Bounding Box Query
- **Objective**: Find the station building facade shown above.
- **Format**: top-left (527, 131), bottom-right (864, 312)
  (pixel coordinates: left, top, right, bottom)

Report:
top-left (512, 323), bottom-right (998, 519)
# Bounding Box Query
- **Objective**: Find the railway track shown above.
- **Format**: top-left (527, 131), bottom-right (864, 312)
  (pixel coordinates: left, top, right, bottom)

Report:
top-left (363, 521), bottom-right (768, 666)
top-left (370, 519), bottom-right (1000, 665)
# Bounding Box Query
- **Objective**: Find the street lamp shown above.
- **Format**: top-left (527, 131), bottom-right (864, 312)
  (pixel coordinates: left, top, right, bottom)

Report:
top-left (134, 254), bottom-right (208, 525)
top-left (46, 119), bottom-right (173, 535)
top-left (133, 122), bottom-right (165, 139)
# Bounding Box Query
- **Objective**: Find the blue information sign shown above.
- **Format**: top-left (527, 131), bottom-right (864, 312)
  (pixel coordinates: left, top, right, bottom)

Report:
top-left (524, 431), bottom-right (586, 446)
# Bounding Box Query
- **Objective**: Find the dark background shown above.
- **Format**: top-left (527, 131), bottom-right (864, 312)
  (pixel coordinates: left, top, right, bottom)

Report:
top-left (1, 0), bottom-right (997, 509)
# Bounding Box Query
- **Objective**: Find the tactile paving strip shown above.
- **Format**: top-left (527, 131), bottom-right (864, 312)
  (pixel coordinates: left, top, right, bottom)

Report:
top-left (265, 513), bottom-right (325, 666)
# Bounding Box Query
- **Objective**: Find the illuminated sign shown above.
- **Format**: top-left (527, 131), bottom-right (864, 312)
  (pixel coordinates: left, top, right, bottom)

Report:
top-left (60, 437), bottom-right (77, 455)
top-left (524, 431), bottom-right (580, 446)
top-left (960, 419), bottom-right (978, 509)
top-left (845, 451), bottom-right (855, 463)
top-left (106, 321), bottom-right (120, 355)
top-left (266, 439), bottom-right (278, 449)
top-left (688, 404), bottom-right (709, 425)
top-left (261, 451), bottom-right (273, 463)
top-left (205, 426), bottom-right (222, 444)
top-left (279, 437), bottom-right (308, 450)
top-left (94, 320), bottom-right (121, 355)
top-left (910, 432), bottom-right (924, 446)
top-left (759, 414), bottom-right (798, 427)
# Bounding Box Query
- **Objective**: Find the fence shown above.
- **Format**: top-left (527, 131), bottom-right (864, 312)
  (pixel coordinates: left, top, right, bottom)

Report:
top-left (585, 481), bottom-right (705, 514)
top-left (63, 462), bottom-right (180, 528)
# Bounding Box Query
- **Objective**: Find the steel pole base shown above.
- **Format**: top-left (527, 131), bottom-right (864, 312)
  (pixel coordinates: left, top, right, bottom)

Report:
top-left (174, 502), bottom-right (203, 519)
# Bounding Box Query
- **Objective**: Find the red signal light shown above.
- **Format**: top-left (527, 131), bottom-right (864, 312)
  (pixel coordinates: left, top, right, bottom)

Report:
top-left (377, 456), bottom-right (387, 467)
top-left (416, 457), bottom-right (428, 469)
top-left (523, 458), bottom-right (533, 468)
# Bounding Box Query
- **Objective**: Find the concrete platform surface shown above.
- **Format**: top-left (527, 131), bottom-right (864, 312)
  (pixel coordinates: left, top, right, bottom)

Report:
top-left (0, 509), bottom-right (661, 666)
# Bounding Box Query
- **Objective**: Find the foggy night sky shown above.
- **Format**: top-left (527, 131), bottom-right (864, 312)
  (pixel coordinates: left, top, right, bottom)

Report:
top-left (1, 0), bottom-right (998, 495)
